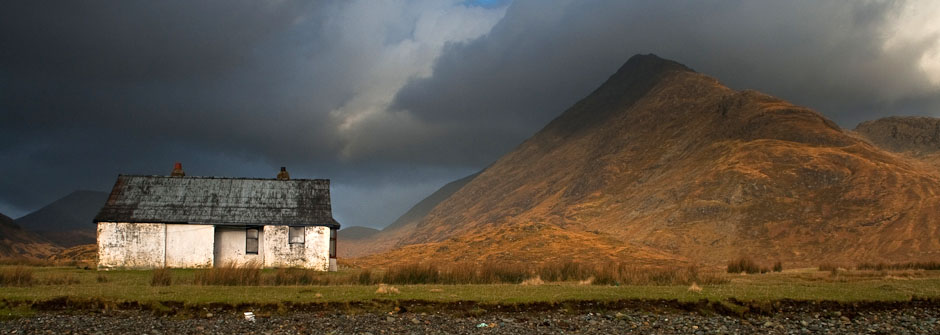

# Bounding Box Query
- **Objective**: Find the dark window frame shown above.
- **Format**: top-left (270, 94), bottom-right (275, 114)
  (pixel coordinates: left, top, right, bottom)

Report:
top-left (289, 226), bottom-right (305, 244)
top-left (245, 227), bottom-right (260, 254)
top-left (329, 228), bottom-right (337, 259)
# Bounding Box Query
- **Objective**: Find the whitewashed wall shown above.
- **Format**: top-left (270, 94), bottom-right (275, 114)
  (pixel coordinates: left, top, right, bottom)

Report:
top-left (213, 226), bottom-right (264, 266)
top-left (165, 224), bottom-right (214, 268)
top-left (262, 225), bottom-right (330, 270)
top-left (97, 222), bottom-right (165, 270)
top-left (97, 223), bottom-right (332, 270)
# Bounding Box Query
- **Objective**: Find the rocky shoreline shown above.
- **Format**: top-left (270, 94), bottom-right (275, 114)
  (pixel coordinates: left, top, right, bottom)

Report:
top-left (3, 301), bottom-right (938, 334)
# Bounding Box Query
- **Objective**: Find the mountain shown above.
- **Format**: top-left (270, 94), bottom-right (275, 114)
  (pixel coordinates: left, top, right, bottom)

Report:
top-left (855, 116), bottom-right (940, 153)
top-left (339, 226), bottom-right (380, 240)
top-left (0, 212), bottom-right (16, 229)
top-left (855, 116), bottom-right (940, 168)
top-left (356, 54), bottom-right (940, 267)
top-left (0, 212), bottom-right (61, 259)
top-left (339, 173), bottom-right (478, 258)
top-left (15, 190), bottom-right (109, 247)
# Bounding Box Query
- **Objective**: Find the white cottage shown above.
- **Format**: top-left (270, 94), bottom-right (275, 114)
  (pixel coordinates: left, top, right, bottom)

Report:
top-left (94, 165), bottom-right (340, 271)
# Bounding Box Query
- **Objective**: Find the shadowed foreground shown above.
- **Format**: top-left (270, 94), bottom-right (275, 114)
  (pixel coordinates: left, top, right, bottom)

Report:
top-left (2, 301), bottom-right (939, 335)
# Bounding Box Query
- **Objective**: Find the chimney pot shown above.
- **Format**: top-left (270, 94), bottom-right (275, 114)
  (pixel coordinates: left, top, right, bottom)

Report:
top-left (171, 162), bottom-right (185, 177)
top-left (277, 166), bottom-right (290, 180)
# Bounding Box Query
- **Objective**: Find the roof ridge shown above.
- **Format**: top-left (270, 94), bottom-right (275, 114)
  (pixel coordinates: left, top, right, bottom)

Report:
top-left (117, 174), bottom-right (330, 182)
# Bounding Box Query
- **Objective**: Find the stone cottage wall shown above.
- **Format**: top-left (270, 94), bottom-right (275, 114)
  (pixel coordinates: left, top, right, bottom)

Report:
top-left (213, 226), bottom-right (265, 266)
top-left (97, 222), bottom-right (165, 270)
top-left (165, 224), bottom-right (214, 268)
top-left (262, 225), bottom-right (330, 270)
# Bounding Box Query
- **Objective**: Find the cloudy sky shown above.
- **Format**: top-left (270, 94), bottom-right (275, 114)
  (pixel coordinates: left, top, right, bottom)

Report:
top-left (2, 0), bottom-right (939, 227)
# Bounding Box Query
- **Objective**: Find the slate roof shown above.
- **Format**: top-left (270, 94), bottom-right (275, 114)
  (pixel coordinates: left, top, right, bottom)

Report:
top-left (94, 175), bottom-right (339, 227)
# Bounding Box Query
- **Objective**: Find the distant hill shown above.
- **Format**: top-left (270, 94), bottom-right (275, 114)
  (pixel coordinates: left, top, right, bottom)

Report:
top-left (855, 116), bottom-right (940, 153)
top-left (0, 212), bottom-right (16, 229)
top-left (0, 212), bottom-right (60, 259)
top-left (338, 173), bottom-right (478, 258)
top-left (339, 226), bottom-right (380, 240)
top-left (355, 54), bottom-right (940, 268)
top-left (15, 190), bottom-right (109, 247)
top-left (384, 173), bottom-right (479, 232)
top-left (855, 116), bottom-right (940, 169)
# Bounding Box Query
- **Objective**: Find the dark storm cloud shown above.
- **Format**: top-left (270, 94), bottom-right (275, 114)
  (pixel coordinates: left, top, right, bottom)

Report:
top-left (0, 0), bottom-right (506, 227)
top-left (3, 3), bottom-right (279, 79)
top-left (0, 1), bottom-right (338, 214)
top-left (2, 0), bottom-right (938, 227)
top-left (390, 0), bottom-right (940, 165)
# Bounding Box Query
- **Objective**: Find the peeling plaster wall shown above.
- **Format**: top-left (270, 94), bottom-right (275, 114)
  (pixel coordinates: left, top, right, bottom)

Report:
top-left (166, 224), bottom-right (214, 268)
top-left (214, 226), bottom-right (264, 266)
top-left (97, 223), bottom-right (331, 270)
top-left (97, 222), bottom-right (165, 270)
top-left (262, 225), bottom-right (330, 270)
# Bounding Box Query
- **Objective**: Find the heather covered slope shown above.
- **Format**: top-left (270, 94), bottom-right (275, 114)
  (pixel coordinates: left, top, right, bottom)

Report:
top-left (358, 54), bottom-right (940, 267)
top-left (0, 212), bottom-right (60, 259)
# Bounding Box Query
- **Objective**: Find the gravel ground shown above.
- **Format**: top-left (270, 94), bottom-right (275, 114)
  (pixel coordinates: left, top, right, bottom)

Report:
top-left (3, 303), bottom-right (940, 335)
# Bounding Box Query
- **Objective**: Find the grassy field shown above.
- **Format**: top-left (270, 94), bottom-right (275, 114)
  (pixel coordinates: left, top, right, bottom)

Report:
top-left (1, 266), bottom-right (939, 309)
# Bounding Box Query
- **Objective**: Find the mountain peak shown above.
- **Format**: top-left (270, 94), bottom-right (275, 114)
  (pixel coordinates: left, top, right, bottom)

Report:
top-left (538, 54), bottom-right (698, 138)
top-left (601, 54), bottom-right (695, 92)
top-left (613, 53), bottom-right (694, 79)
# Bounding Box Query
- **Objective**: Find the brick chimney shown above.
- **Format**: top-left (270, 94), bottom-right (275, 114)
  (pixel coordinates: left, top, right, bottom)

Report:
top-left (170, 162), bottom-right (185, 177)
top-left (276, 166), bottom-right (290, 180)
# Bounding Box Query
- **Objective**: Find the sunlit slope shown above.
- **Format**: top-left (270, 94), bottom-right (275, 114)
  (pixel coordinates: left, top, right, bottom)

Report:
top-left (358, 54), bottom-right (940, 267)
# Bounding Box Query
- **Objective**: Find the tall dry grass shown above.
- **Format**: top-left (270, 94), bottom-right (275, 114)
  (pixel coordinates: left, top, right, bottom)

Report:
top-left (151, 267), bottom-right (172, 286)
top-left (727, 257), bottom-right (768, 274)
top-left (0, 257), bottom-right (53, 267)
top-left (817, 263), bottom-right (842, 273)
top-left (379, 261), bottom-right (725, 286)
top-left (357, 269), bottom-right (375, 285)
top-left (857, 261), bottom-right (940, 271)
top-left (0, 257), bottom-right (93, 268)
top-left (0, 267), bottom-right (34, 287)
top-left (194, 262), bottom-right (261, 286)
top-left (537, 261), bottom-right (593, 282)
top-left (150, 261), bottom-right (727, 286)
top-left (270, 268), bottom-right (357, 285)
top-left (42, 273), bottom-right (80, 285)
top-left (590, 263), bottom-right (727, 285)
top-left (382, 263), bottom-right (532, 284)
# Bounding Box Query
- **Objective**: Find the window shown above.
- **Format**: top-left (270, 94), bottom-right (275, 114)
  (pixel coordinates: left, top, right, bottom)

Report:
top-left (246, 228), bottom-right (259, 254)
top-left (329, 228), bottom-right (337, 259)
top-left (289, 226), bottom-right (305, 244)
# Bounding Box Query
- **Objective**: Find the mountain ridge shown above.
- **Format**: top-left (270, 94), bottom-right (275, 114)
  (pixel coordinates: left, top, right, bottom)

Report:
top-left (855, 116), bottom-right (940, 154)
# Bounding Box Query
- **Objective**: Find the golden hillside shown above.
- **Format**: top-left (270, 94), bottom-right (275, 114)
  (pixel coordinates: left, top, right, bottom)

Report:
top-left (355, 54), bottom-right (940, 268)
